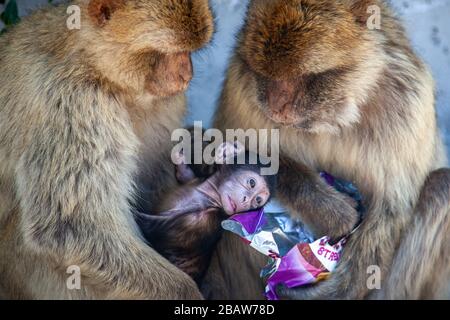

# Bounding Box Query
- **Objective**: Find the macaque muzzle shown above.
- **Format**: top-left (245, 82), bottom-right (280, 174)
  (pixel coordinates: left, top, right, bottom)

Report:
top-left (264, 78), bottom-right (305, 126)
top-left (146, 52), bottom-right (193, 97)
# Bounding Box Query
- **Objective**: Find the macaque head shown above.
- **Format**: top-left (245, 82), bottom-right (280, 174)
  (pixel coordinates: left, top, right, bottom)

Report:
top-left (208, 142), bottom-right (276, 215)
top-left (218, 167), bottom-right (273, 216)
top-left (215, 152), bottom-right (277, 215)
top-left (240, 0), bottom-right (380, 133)
top-left (85, 0), bottom-right (214, 96)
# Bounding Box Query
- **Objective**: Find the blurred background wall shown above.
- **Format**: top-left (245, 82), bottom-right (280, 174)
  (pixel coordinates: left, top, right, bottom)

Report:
top-left (2, 0), bottom-right (449, 157)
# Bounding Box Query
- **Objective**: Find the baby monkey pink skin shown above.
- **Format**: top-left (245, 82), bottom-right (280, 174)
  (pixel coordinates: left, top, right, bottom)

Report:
top-left (136, 143), bottom-right (276, 284)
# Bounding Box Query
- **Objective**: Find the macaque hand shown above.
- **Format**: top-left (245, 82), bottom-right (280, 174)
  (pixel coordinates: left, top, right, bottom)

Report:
top-left (278, 157), bottom-right (360, 242)
top-left (174, 148), bottom-right (196, 184)
top-left (310, 183), bottom-right (360, 242)
top-left (215, 141), bottom-right (245, 164)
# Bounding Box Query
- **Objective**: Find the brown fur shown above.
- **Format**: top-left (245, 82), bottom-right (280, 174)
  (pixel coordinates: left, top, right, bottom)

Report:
top-left (204, 0), bottom-right (449, 299)
top-left (0, 0), bottom-right (213, 299)
top-left (137, 179), bottom-right (226, 284)
top-left (379, 169), bottom-right (450, 299)
top-left (138, 204), bottom-right (225, 286)
top-left (88, 0), bottom-right (126, 26)
top-left (240, 0), bottom-right (363, 80)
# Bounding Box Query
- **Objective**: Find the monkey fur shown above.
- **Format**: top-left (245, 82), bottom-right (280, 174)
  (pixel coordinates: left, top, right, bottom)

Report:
top-left (203, 0), bottom-right (450, 300)
top-left (0, 0), bottom-right (213, 299)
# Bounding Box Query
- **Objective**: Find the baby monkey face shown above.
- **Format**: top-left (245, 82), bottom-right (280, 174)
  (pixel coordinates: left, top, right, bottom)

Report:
top-left (219, 170), bottom-right (270, 216)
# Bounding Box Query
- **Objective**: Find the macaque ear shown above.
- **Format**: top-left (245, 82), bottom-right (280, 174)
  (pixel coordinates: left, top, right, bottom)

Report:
top-left (346, 0), bottom-right (379, 25)
top-left (215, 141), bottom-right (245, 164)
top-left (88, 0), bottom-right (125, 27)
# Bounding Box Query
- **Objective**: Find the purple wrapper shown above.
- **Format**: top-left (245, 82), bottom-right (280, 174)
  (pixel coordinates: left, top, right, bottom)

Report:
top-left (265, 239), bottom-right (339, 300)
top-left (230, 208), bottom-right (266, 234)
top-left (266, 246), bottom-right (317, 300)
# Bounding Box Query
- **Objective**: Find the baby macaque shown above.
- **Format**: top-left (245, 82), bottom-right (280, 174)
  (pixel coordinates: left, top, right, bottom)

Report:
top-left (137, 143), bottom-right (276, 283)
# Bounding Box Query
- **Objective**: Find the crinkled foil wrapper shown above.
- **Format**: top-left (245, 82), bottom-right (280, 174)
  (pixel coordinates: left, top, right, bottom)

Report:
top-left (222, 172), bottom-right (363, 300)
top-left (222, 209), bottom-right (314, 258)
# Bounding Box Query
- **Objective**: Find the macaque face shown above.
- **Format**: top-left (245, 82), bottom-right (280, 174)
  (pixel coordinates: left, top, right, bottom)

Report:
top-left (256, 68), bottom-right (353, 132)
top-left (240, 0), bottom-right (367, 132)
top-left (88, 0), bottom-right (213, 96)
top-left (219, 170), bottom-right (271, 216)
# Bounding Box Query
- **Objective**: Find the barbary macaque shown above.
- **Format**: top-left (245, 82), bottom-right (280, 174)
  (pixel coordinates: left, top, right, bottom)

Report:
top-left (137, 144), bottom-right (276, 284)
top-left (204, 0), bottom-right (450, 300)
top-left (0, 0), bottom-right (213, 299)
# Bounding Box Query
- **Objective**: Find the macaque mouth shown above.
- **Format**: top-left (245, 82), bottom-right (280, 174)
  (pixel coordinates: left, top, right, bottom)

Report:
top-left (227, 195), bottom-right (237, 213)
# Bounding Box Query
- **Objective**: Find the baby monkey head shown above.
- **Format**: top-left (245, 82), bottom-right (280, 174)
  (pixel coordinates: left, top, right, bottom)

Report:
top-left (216, 156), bottom-right (277, 216)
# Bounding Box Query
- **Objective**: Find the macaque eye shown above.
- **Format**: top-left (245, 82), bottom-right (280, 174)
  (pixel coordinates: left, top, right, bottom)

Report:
top-left (249, 178), bottom-right (256, 188)
top-left (256, 196), bottom-right (263, 205)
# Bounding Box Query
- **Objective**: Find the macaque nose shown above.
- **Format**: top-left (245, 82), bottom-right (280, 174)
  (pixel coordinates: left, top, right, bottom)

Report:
top-left (176, 52), bottom-right (193, 84)
top-left (147, 52), bottom-right (193, 97)
top-left (265, 79), bottom-right (303, 125)
top-left (266, 79), bottom-right (296, 113)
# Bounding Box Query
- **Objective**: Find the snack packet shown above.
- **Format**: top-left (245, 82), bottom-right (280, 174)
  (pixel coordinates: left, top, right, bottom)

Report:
top-left (222, 209), bottom-right (314, 259)
top-left (222, 172), bottom-right (363, 300)
top-left (264, 236), bottom-right (344, 300)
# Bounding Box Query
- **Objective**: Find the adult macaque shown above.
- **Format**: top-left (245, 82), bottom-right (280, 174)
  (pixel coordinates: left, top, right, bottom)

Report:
top-left (137, 145), bottom-right (276, 284)
top-left (0, 0), bottom-right (213, 299)
top-left (205, 0), bottom-right (450, 299)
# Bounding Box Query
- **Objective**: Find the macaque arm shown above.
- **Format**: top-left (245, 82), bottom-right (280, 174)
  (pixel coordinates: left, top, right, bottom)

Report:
top-left (176, 163), bottom-right (197, 184)
top-left (136, 210), bottom-right (193, 242)
top-left (277, 156), bottom-right (359, 241)
top-left (16, 93), bottom-right (200, 299)
top-left (136, 212), bottom-right (171, 237)
top-left (180, 127), bottom-right (217, 180)
top-left (173, 147), bottom-right (197, 184)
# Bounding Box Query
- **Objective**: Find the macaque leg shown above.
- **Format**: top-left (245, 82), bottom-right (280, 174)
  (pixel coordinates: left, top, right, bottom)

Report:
top-left (175, 139), bottom-right (247, 184)
top-left (377, 169), bottom-right (450, 299)
top-left (176, 140), bottom-right (243, 183)
top-left (201, 233), bottom-right (268, 300)
top-left (214, 141), bottom-right (245, 164)
top-left (180, 138), bottom-right (245, 183)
